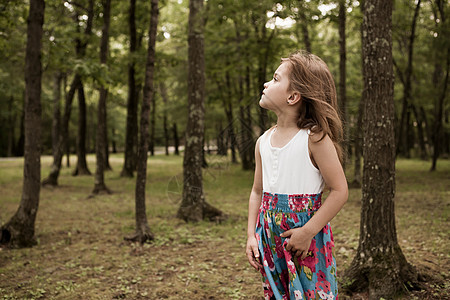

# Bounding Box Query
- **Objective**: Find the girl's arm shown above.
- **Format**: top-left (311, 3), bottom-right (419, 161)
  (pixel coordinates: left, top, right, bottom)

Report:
top-left (281, 133), bottom-right (348, 259)
top-left (246, 137), bottom-right (263, 270)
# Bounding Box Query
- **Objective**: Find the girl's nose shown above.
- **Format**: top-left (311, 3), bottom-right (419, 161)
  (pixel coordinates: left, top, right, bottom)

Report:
top-left (264, 81), bottom-right (269, 88)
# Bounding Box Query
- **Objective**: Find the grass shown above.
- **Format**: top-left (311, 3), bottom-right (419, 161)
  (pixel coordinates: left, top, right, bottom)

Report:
top-left (0, 154), bottom-right (449, 299)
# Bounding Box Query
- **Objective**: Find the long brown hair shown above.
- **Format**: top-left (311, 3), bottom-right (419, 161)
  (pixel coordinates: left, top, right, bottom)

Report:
top-left (282, 50), bottom-right (344, 163)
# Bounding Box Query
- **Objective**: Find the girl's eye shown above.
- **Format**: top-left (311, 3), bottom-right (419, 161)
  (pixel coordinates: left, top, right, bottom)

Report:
top-left (273, 77), bottom-right (278, 81)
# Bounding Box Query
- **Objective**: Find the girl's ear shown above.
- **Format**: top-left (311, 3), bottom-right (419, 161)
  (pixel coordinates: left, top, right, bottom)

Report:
top-left (288, 92), bottom-right (301, 105)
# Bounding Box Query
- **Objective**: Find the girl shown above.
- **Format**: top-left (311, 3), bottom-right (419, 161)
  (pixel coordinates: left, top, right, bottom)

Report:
top-left (246, 51), bottom-right (348, 300)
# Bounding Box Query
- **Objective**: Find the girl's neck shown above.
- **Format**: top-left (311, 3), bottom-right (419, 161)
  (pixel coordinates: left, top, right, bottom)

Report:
top-left (275, 112), bottom-right (299, 130)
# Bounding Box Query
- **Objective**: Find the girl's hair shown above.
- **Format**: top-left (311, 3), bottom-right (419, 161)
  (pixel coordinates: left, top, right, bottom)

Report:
top-left (282, 50), bottom-right (344, 163)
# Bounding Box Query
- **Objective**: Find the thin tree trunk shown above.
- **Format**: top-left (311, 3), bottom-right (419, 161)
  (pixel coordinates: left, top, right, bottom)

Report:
top-left (344, 1), bottom-right (419, 298)
top-left (159, 82), bottom-right (170, 156)
top-left (149, 90), bottom-right (156, 156)
top-left (111, 126), bottom-right (117, 153)
top-left (430, 1), bottom-right (449, 171)
top-left (298, 0), bottom-right (311, 52)
top-left (120, 0), bottom-right (138, 177)
top-left (16, 96), bottom-right (25, 157)
top-left (173, 122), bottom-right (179, 155)
top-left (350, 93), bottom-right (363, 188)
top-left (92, 0), bottom-right (112, 195)
top-left (7, 96), bottom-right (16, 157)
top-left (177, 0), bottom-right (223, 222)
top-left (42, 75), bottom-right (80, 186)
top-left (73, 81), bottom-right (91, 175)
top-left (125, 0), bottom-right (159, 244)
top-left (411, 103), bottom-right (427, 159)
top-left (43, 0), bottom-right (93, 185)
top-left (396, 0), bottom-right (421, 157)
top-left (338, 0), bottom-right (348, 168)
top-left (52, 72), bottom-right (62, 158)
top-left (1, 0), bottom-right (44, 248)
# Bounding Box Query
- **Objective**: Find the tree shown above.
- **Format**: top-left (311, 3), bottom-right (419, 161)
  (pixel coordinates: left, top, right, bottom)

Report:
top-left (125, 0), bottom-right (159, 243)
top-left (338, 0), bottom-right (348, 167)
top-left (121, 0), bottom-right (139, 177)
top-left (394, 0), bottom-right (422, 158)
top-left (73, 0), bottom-right (94, 176)
top-left (92, 0), bottom-right (112, 195)
top-left (42, 0), bottom-right (94, 186)
top-left (0, 0), bottom-right (45, 247)
top-left (430, 0), bottom-right (449, 171)
top-left (177, 0), bottom-right (223, 222)
top-left (344, 0), bottom-right (419, 298)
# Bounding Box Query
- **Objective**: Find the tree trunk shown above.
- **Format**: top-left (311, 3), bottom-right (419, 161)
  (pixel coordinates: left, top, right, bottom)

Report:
top-left (338, 0), bottom-right (347, 168)
top-left (396, 0), bottom-right (421, 158)
top-left (298, 0), bottom-right (311, 53)
top-left (111, 126), bottom-right (117, 153)
top-left (16, 96), bottom-right (25, 157)
top-left (1, 0), bottom-right (44, 248)
top-left (430, 1), bottom-right (449, 171)
top-left (92, 0), bottom-right (112, 195)
top-left (51, 72), bottom-right (62, 159)
top-left (120, 0), bottom-right (138, 177)
top-left (410, 104), bottom-right (427, 160)
top-left (125, 0), bottom-right (159, 244)
top-left (43, 0), bottom-right (94, 186)
top-left (42, 75), bottom-right (80, 186)
top-left (159, 82), bottom-right (170, 156)
top-left (344, 1), bottom-right (419, 298)
top-left (149, 90), bottom-right (156, 156)
top-left (6, 96), bottom-right (16, 157)
top-left (177, 0), bottom-right (224, 222)
top-left (350, 93), bottom-right (363, 189)
top-left (73, 81), bottom-right (92, 176)
top-left (173, 122), bottom-right (179, 155)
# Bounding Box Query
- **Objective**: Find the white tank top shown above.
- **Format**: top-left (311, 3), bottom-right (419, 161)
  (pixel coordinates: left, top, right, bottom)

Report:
top-left (259, 128), bottom-right (325, 194)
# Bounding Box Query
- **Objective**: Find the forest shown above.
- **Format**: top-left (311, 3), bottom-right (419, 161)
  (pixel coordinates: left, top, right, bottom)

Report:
top-left (0, 0), bottom-right (449, 299)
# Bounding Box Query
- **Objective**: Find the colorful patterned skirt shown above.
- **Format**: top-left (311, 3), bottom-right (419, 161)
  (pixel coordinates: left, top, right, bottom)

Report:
top-left (255, 192), bottom-right (338, 300)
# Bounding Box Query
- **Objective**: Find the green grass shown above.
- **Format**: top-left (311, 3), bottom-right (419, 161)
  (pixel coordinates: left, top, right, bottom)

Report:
top-left (0, 155), bottom-right (449, 299)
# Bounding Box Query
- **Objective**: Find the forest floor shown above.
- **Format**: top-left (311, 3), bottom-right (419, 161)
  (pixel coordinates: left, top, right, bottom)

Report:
top-left (0, 154), bottom-right (449, 299)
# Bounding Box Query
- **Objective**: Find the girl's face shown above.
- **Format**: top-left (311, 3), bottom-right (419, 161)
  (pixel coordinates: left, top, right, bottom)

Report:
top-left (259, 62), bottom-right (291, 111)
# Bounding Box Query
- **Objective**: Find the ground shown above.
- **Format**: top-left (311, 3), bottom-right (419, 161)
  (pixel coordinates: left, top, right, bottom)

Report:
top-left (0, 154), bottom-right (448, 299)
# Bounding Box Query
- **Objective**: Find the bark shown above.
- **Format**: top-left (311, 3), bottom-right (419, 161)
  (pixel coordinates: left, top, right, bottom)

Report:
top-left (1, 0), bottom-right (44, 248)
top-left (298, 0), bottom-right (311, 52)
top-left (173, 122), bottom-right (180, 155)
top-left (177, 0), bottom-right (224, 222)
top-left (92, 0), bottom-right (112, 195)
top-left (73, 81), bottom-right (91, 176)
top-left (120, 0), bottom-right (138, 177)
top-left (344, 1), bottom-right (419, 298)
top-left (125, 0), bottom-right (159, 244)
top-left (395, 0), bottom-right (421, 157)
top-left (51, 72), bottom-right (62, 158)
top-left (159, 82), bottom-right (170, 155)
top-left (338, 0), bottom-right (347, 168)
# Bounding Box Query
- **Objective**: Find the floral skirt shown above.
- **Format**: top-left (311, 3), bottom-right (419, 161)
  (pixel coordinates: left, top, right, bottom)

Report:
top-left (255, 192), bottom-right (338, 300)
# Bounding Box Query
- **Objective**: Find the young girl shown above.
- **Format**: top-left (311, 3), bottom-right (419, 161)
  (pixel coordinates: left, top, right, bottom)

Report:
top-left (246, 51), bottom-right (348, 300)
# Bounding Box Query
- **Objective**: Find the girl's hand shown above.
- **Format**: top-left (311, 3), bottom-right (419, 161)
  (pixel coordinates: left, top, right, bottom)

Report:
top-left (246, 235), bottom-right (262, 270)
top-left (280, 227), bottom-right (313, 260)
